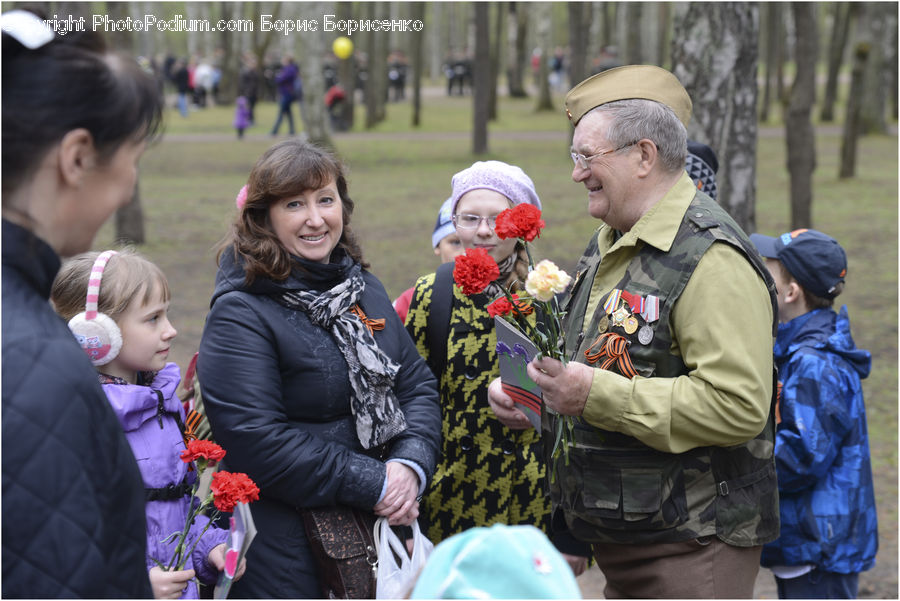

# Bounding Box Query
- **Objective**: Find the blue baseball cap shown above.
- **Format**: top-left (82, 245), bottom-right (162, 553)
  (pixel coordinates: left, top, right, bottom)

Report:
top-left (410, 524), bottom-right (582, 599)
top-left (432, 197), bottom-right (456, 248)
top-left (751, 229), bottom-right (847, 299)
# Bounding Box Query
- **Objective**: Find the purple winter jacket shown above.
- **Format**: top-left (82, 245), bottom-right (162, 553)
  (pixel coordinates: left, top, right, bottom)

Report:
top-left (275, 61), bottom-right (299, 98)
top-left (102, 363), bottom-right (228, 599)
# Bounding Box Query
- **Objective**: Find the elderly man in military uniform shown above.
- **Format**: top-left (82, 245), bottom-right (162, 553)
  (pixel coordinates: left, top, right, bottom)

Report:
top-left (488, 65), bottom-right (779, 598)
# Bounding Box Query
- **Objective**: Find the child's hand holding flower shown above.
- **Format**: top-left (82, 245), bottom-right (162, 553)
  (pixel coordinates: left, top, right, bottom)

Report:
top-left (162, 440), bottom-right (259, 574)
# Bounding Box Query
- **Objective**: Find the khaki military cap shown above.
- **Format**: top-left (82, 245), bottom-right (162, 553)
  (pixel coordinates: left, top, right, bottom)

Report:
top-left (565, 64), bottom-right (692, 127)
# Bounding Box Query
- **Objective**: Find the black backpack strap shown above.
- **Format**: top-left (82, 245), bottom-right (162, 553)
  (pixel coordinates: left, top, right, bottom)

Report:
top-left (425, 262), bottom-right (455, 379)
top-left (145, 477), bottom-right (192, 502)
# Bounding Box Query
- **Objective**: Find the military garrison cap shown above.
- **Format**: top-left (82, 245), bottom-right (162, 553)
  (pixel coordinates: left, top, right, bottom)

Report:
top-left (565, 64), bottom-right (693, 127)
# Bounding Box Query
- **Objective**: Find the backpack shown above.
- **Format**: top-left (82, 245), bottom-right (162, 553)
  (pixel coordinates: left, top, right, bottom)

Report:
top-left (423, 262), bottom-right (455, 380)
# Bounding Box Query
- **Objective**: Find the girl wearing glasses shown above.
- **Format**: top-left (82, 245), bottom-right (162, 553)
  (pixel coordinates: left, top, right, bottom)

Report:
top-left (2, 9), bottom-right (162, 597)
top-left (405, 161), bottom-right (589, 573)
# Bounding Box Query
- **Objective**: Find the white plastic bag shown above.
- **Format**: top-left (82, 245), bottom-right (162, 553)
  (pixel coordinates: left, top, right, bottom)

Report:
top-left (374, 517), bottom-right (434, 599)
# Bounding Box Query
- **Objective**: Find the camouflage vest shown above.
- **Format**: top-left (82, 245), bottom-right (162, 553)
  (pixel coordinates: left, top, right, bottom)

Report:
top-left (546, 191), bottom-right (780, 546)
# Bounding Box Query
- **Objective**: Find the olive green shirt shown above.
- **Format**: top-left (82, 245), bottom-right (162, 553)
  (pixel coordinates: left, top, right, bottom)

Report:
top-left (580, 172), bottom-right (774, 454)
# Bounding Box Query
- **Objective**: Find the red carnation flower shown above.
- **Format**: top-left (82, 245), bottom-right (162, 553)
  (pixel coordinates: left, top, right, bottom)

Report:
top-left (211, 471), bottom-right (260, 513)
top-left (453, 248), bottom-right (500, 295)
top-left (494, 204), bottom-right (545, 242)
top-left (180, 439), bottom-right (226, 464)
top-left (487, 294), bottom-right (534, 318)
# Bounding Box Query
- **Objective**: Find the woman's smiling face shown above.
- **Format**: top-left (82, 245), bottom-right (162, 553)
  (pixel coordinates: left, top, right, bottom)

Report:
top-left (269, 178), bottom-right (343, 264)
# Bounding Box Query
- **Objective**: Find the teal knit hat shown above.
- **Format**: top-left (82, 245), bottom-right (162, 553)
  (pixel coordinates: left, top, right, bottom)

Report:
top-left (410, 524), bottom-right (582, 599)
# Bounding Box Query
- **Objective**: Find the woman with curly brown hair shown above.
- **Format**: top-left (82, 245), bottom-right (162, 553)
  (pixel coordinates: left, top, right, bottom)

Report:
top-left (198, 140), bottom-right (440, 598)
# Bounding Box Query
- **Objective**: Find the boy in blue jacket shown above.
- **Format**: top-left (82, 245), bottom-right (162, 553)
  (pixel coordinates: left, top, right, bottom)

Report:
top-left (751, 229), bottom-right (877, 599)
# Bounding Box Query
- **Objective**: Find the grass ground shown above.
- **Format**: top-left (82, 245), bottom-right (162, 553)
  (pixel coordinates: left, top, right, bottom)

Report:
top-left (94, 93), bottom-right (897, 598)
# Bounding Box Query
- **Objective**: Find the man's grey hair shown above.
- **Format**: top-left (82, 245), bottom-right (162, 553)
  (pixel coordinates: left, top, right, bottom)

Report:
top-left (587, 99), bottom-right (688, 172)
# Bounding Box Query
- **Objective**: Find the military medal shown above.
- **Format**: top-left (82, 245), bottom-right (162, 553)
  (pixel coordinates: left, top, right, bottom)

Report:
top-left (638, 325), bottom-right (654, 344)
top-left (602, 289), bottom-right (623, 316)
top-left (597, 314), bottom-right (609, 333)
top-left (624, 315), bottom-right (638, 334)
top-left (638, 295), bottom-right (660, 345)
top-left (612, 305), bottom-right (630, 327)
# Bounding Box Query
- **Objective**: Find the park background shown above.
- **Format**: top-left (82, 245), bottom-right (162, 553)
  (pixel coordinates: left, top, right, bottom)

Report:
top-left (15, 1), bottom-right (898, 597)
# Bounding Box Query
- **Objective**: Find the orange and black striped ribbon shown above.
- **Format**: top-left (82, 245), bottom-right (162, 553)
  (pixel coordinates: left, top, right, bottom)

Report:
top-left (183, 410), bottom-right (203, 443)
top-left (584, 332), bottom-right (638, 379)
top-left (350, 304), bottom-right (386, 335)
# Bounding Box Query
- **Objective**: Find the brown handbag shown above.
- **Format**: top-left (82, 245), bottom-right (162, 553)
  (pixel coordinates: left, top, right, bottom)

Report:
top-left (302, 506), bottom-right (379, 599)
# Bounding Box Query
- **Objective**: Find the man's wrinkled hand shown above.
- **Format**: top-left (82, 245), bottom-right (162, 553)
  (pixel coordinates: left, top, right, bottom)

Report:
top-left (527, 357), bottom-right (592, 416)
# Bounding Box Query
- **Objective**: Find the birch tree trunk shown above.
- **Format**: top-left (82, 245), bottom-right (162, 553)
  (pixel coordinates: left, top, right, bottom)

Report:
top-left (820, 3), bottom-right (852, 122)
top-left (624, 3), bottom-right (643, 65)
top-left (760, 2), bottom-right (778, 122)
top-left (488, 3), bottom-right (502, 121)
top-left (411, 1), bottom-right (425, 127)
top-left (103, 2), bottom-right (145, 244)
top-left (506, 3), bottom-right (528, 98)
top-left (861, 2), bottom-right (895, 134)
top-left (671, 2), bottom-right (760, 233)
top-left (217, 2), bottom-right (238, 104)
top-left (588, 3), bottom-right (603, 64)
top-left (364, 2), bottom-right (388, 128)
top-left (298, 1), bottom-right (332, 148)
top-left (185, 2), bottom-right (200, 58)
top-left (840, 15), bottom-right (871, 179)
top-left (333, 1), bottom-right (356, 131)
top-left (473, 2), bottom-right (490, 154)
top-left (567, 3), bottom-right (591, 88)
top-left (657, 3), bottom-right (672, 68)
top-left (890, 4), bottom-right (899, 121)
top-left (429, 3), bottom-right (445, 81)
top-left (786, 2), bottom-right (817, 229)
top-left (534, 2), bottom-right (553, 111)
top-left (775, 6), bottom-right (787, 110)
top-left (601, 4), bottom-right (615, 50)
top-left (248, 2), bottom-right (282, 85)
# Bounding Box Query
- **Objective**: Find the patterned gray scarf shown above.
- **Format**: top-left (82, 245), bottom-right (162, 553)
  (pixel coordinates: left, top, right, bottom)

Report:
top-left (278, 263), bottom-right (407, 449)
top-left (483, 252), bottom-right (519, 300)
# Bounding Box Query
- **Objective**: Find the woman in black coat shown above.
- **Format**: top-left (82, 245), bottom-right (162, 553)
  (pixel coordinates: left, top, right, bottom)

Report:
top-left (198, 140), bottom-right (440, 598)
top-left (1, 9), bottom-right (162, 597)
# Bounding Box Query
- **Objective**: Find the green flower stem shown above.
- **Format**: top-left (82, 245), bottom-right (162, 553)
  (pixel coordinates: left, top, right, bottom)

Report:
top-left (178, 508), bottom-right (218, 571)
top-left (165, 461), bottom-right (212, 572)
top-left (516, 238), bottom-right (574, 468)
top-left (524, 241), bottom-right (536, 270)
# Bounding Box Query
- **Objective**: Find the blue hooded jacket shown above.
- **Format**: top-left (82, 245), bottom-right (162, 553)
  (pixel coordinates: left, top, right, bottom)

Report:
top-left (761, 306), bottom-right (878, 574)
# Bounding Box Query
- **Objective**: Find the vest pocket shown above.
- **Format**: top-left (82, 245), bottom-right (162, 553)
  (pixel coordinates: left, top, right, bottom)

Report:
top-left (714, 461), bottom-right (779, 545)
top-left (564, 449), bottom-right (689, 531)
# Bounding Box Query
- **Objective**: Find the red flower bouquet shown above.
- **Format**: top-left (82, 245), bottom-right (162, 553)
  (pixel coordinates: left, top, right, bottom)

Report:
top-left (211, 471), bottom-right (260, 513)
top-left (161, 439), bottom-right (259, 572)
top-left (453, 247), bottom-right (500, 295)
top-left (494, 204), bottom-right (545, 242)
top-left (180, 439), bottom-right (227, 464)
top-left (452, 205), bottom-right (576, 465)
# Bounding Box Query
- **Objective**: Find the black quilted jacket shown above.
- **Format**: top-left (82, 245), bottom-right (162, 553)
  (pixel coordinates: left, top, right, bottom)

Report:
top-left (198, 248), bottom-right (440, 598)
top-left (1, 220), bottom-right (152, 598)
